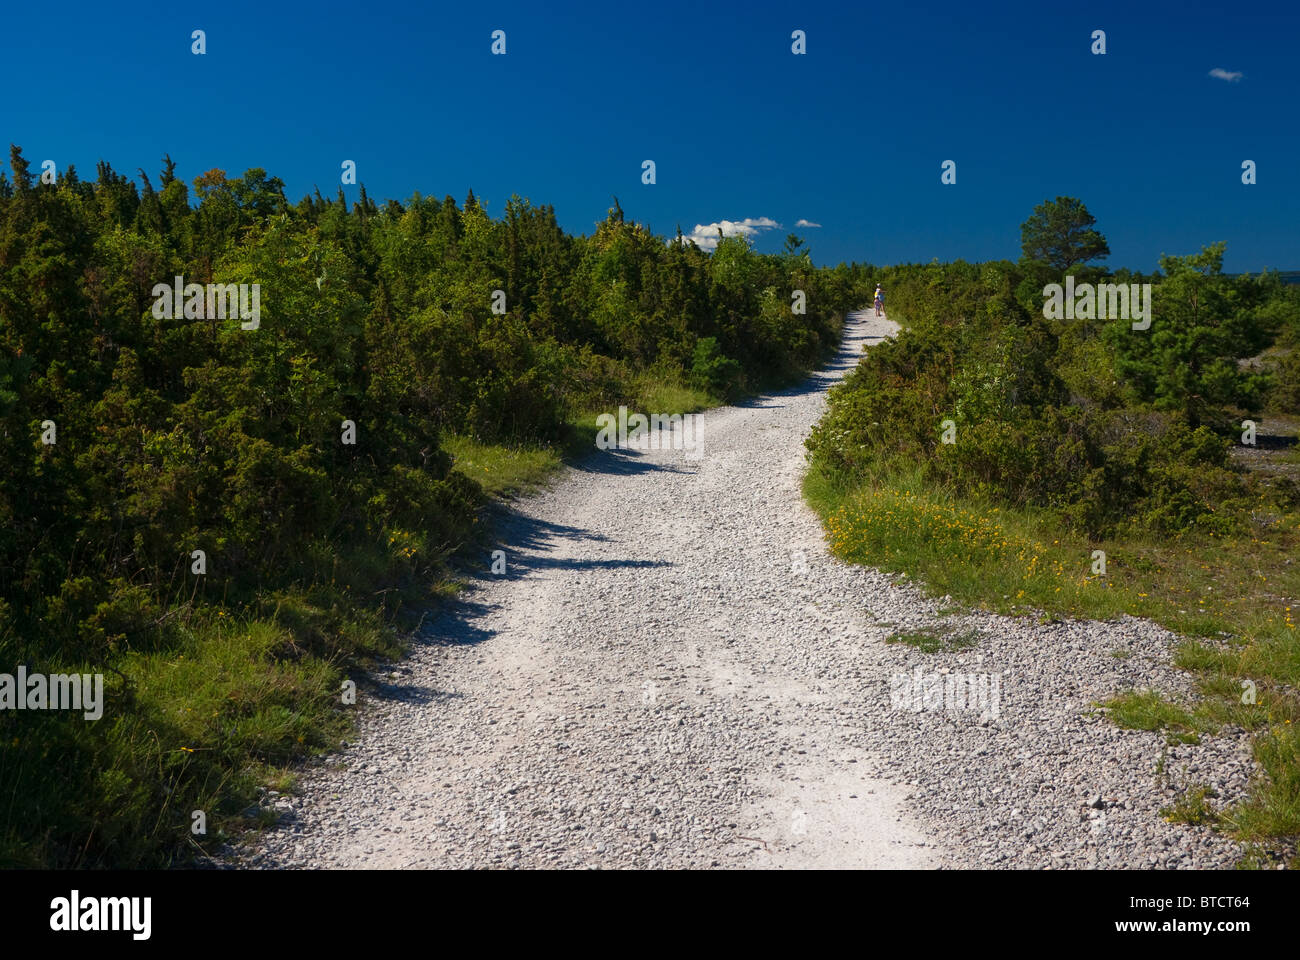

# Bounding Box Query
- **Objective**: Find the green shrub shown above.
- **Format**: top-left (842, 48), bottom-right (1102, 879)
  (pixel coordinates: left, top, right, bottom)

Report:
top-left (689, 336), bottom-right (743, 400)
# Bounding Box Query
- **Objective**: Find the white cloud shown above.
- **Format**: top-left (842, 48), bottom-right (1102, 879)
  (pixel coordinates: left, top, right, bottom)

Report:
top-left (678, 216), bottom-right (780, 251)
top-left (1208, 67), bottom-right (1243, 83)
top-left (794, 219), bottom-right (822, 228)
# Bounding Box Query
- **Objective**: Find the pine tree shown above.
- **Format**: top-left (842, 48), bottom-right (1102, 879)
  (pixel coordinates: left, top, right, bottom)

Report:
top-left (1020, 197), bottom-right (1109, 271)
top-left (9, 144), bottom-right (31, 191)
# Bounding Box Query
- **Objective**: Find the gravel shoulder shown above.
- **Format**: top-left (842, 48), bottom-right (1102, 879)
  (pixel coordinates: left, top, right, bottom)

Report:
top-left (235, 310), bottom-right (1252, 870)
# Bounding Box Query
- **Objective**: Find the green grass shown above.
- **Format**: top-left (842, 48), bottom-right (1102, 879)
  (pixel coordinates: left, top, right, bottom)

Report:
top-left (564, 375), bottom-right (718, 461)
top-left (1162, 786), bottom-right (1224, 827)
top-left (0, 581), bottom-right (402, 868)
top-left (631, 375), bottom-right (715, 418)
top-left (443, 433), bottom-right (564, 500)
top-left (804, 459), bottom-right (1300, 860)
top-left (1105, 690), bottom-right (1206, 745)
top-left (886, 626), bottom-right (980, 654)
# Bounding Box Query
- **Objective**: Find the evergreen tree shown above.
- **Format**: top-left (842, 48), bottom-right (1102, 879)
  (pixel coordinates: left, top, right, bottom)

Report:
top-left (1020, 196), bottom-right (1109, 271)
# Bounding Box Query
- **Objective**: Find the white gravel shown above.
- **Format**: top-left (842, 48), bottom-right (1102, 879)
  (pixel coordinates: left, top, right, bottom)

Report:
top-left (232, 310), bottom-right (1254, 869)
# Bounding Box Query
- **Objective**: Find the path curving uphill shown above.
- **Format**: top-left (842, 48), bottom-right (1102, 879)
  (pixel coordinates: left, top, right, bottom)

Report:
top-left (239, 310), bottom-right (1251, 869)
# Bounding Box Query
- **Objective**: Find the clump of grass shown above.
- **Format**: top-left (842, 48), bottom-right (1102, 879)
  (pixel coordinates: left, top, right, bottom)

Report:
top-left (443, 433), bottom-right (564, 500)
top-left (948, 629), bottom-right (981, 649)
top-left (562, 374), bottom-right (718, 468)
top-left (1104, 690), bottom-right (1206, 745)
top-left (1162, 785), bottom-right (1224, 827)
top-left (632, 375), bottom-right (715, 417)
top-left (886, 625), bottom-right (979, 654)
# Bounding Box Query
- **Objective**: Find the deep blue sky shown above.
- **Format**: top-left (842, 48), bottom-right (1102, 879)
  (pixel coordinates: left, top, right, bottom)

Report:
top-left (3, 0), bottom-right (1295, 271)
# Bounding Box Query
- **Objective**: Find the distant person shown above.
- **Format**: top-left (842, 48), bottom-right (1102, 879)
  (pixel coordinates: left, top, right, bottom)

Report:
top-left (873, 285), bottom-right (884, 317)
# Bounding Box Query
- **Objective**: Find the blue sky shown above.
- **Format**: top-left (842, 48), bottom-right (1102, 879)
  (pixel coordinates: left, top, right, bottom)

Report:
top-left (3, 0), bottom-right (1296, 271)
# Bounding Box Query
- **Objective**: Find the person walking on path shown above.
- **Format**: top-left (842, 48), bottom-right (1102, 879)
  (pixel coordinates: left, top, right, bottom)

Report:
top-left (873, 284), bottom-right (885, 317)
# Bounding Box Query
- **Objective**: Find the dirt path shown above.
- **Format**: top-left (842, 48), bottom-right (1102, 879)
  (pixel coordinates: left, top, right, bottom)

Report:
top-left (240, 309), bottom-right (1251, 870)
top-left (243, 311), bottom-right (938, 868)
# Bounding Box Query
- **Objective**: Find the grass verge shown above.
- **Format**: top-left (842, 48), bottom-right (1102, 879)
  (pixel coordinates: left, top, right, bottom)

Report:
top-left (804, 460), bottom-right (1300, 864)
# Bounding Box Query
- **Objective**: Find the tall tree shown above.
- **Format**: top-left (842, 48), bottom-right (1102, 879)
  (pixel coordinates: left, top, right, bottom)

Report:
top-left (1019, 196), bottom-right (1109, 270)
top-left (9, 144), bottom-right (31, 191)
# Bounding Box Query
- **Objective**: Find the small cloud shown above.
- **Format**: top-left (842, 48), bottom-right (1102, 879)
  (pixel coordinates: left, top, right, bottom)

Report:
top-left (1208, 67), bottom-right (1243, 83)
top-left (794, 219), bottom-right (822, 228)
top-left (678, 216), bottom-right (781, 251)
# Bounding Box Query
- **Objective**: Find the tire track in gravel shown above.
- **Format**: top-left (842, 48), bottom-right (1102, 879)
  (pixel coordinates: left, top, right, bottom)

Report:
top-left (239, 309), bottom-right (1254, 870)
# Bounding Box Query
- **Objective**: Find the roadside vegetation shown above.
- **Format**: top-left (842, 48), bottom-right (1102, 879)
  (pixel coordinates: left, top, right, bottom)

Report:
top-left (0, 146), bottom-right (866, 867)
top-left (805, 198), bottom-right (1300, 864)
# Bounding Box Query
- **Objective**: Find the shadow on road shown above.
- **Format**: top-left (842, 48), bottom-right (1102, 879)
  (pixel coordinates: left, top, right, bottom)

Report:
top-left (568, 446), bottom-right (696, 477)
top-left (729, 317), bottom-right (876, 414)
top-left (413, 309), bottom-right (877, 651)
top-left (417, 508), bottom-right (674, 650)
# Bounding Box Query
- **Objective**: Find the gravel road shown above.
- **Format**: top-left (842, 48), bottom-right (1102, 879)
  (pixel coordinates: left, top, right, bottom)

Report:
top-left (236, 310), bottom-right (1254, 869)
